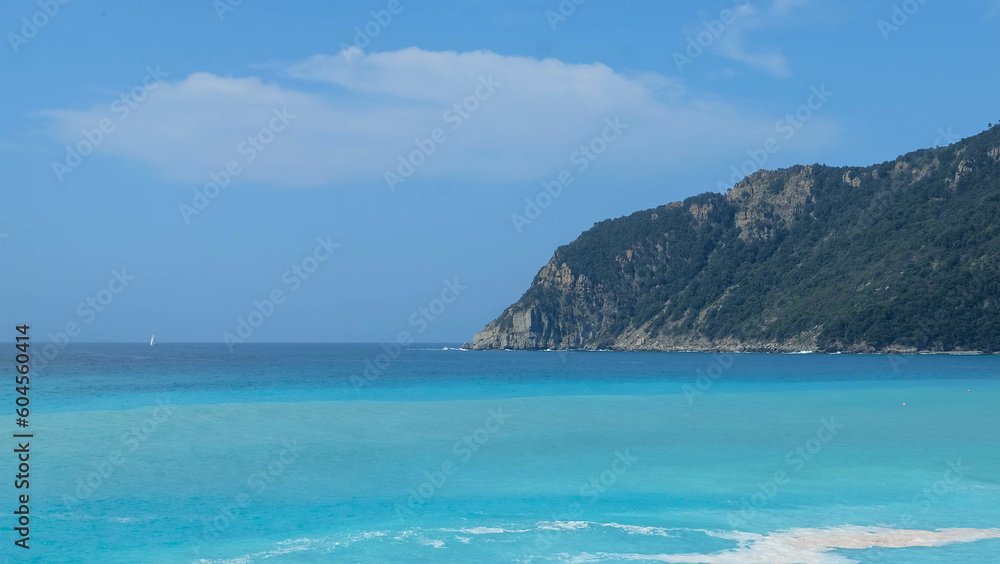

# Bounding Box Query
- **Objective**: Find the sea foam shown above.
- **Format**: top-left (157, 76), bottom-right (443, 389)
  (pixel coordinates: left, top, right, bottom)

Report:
top-left (560, 526), bottom-right (1000, 564)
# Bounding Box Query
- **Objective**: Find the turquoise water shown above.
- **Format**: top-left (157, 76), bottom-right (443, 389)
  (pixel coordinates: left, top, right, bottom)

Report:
top-left (3, 345), bottom-right (999, 563)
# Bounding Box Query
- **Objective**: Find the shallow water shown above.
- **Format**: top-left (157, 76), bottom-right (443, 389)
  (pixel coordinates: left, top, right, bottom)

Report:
top-left (5, 344), bottom-right (999, 563)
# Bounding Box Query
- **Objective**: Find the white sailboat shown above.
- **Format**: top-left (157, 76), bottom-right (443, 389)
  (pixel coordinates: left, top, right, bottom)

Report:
top-left (150, 334), bottom-right (157, 347)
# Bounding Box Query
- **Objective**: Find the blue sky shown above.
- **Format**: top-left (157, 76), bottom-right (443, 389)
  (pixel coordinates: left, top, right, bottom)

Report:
top-left (1, 0), bottom-right (998, 344)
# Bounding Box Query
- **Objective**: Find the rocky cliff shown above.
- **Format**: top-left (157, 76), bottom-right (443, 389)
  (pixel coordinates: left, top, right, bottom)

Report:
top-left (471, 126), bottom-right (1000, 353)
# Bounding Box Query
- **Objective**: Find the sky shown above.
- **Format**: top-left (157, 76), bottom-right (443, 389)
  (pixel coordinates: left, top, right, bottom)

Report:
top-left (1, 0), bottom-right (998, 344)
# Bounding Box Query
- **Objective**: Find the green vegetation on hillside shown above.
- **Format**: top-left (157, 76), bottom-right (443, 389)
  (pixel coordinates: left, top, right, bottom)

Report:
top-left (479, 125), bottom-right (1000, 352)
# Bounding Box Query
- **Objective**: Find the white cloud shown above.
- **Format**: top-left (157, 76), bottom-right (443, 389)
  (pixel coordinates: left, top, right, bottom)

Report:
top-left (707, 68), bottom-right (745, 81)
top-left (772, 0), bottom-right (810, 14)
top-left (42, 47), bottom-right (834, 189)
top-left (698, 0), bottom-right (812, 78)
top-left (0, 138), bottom-right (26, 152)
top-left (988, 0), bottom-right (1000, 19)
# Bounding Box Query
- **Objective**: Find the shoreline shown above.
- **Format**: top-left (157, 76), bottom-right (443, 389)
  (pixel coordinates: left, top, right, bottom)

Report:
top-left (461, 344), bottom-right (996, 355)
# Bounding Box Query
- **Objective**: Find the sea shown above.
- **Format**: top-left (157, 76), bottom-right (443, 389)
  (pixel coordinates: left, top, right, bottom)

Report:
top-left (2, 344), bottom-right (999, 563)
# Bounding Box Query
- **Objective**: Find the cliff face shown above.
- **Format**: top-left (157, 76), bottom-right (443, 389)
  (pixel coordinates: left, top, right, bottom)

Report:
top-left (472, 126), bottom-right (1000, 353)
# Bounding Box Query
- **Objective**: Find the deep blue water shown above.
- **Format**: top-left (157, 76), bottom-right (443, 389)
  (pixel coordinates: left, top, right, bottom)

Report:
top-left (3, 344), bottom-right (999, 563)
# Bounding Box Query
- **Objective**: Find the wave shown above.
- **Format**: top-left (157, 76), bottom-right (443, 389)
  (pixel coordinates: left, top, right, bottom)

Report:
top-left (538, 521), bottom-right (591, 531)
top-left (556, 526), bottom-right (1000, 564)
top-left (196, 532), bottom-right (389, 564)
top-left (196, 524), bottom-right (1000, 563)
top-left (601, 523), bottom-right (676, 537)
top-left (441, 526), bottom-right (533, 534)
top-left (418, 537), bottom-right (446, 548)
top-left (445, 521), bottom-right (674, 536)
top-left (195, 538), bottom-right (315, 564)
